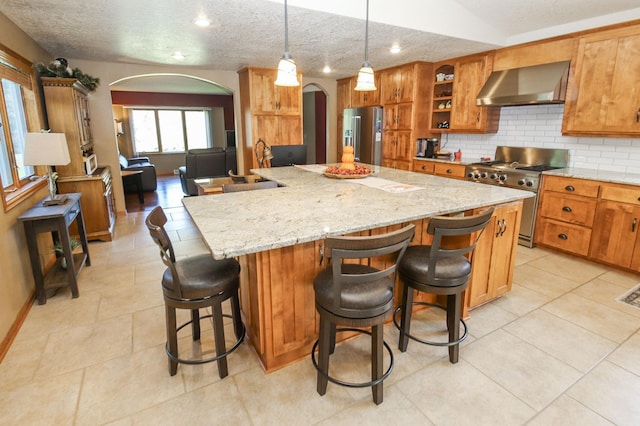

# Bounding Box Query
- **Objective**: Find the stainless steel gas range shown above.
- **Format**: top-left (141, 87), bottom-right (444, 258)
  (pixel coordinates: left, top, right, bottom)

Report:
top-left (465, 146), bottom-right (569, 247)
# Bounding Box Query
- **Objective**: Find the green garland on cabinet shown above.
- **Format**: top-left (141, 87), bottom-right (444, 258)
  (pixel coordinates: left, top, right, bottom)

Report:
top-left (34, 57), bottom-right (100, 92)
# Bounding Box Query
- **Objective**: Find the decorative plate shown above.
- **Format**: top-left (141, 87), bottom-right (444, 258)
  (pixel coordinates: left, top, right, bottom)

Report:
top-left (323, 171), bottom-right (371, 179)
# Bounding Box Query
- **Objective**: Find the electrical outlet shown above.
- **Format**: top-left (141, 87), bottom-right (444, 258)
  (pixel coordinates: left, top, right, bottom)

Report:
top-left (173, 169), bottom-right (179, 175)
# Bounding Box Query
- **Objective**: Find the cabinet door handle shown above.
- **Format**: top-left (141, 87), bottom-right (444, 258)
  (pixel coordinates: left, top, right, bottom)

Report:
top-left (496, 219), bottom-right (502, 237)
top-left (565, 185), bottom-right (575, 192)
top-left (476, 112), bottom-right (480, 123)
top-left (558, 233), bottom-right (568, 240)
top-left (633, 218), bottom-right (637, 233)
top-left (637, 108), bottom-right (640, 123)
top-left (319, 245), bottom-right (324, 266)
top-left (562, 206), bottom-right (572, 212)
top-left (446, 169), bottom-right (453, 174)
top-left (500, 219), bottom-right (507, 236)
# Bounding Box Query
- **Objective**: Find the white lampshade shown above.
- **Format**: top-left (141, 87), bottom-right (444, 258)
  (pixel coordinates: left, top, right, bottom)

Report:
top-left (23, 132), bottom-right (71, 166)
top-left (275, 53), bottom-right (299, 86)
top-left (354, 63), bottom-right (376, 91)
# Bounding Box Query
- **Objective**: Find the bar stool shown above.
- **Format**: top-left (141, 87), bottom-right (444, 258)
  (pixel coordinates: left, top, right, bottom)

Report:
top-left (145, 206), bottom-right (245, 378)
top-left (311, 225), bottom-right (415, 405)
top-left (394, 208), bottom-right (493, 363)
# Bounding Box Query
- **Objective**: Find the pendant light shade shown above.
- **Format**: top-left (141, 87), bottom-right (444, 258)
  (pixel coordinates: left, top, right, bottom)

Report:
top-left (354, 0), bottom-right (376, 91)
top-left (275, 0), bottom-right (299, 87)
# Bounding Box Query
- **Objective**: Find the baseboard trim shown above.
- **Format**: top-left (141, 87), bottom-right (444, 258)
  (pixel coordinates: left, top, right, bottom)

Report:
top-left (0, 291), bottom-right (34, 364)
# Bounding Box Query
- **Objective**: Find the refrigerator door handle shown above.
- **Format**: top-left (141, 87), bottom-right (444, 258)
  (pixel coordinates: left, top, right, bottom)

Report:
top-left (352, 116), bottom-right (361, 161)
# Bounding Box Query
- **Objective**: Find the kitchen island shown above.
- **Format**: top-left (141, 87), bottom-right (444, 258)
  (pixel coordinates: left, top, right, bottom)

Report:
top-left (182, 165), bottom-right (533, 372)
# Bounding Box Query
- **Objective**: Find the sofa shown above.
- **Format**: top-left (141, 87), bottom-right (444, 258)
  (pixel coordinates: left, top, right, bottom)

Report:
top-left (179, 147), bottom-right (237, 196)
top-left (119, 154), bottom-right (157, 192)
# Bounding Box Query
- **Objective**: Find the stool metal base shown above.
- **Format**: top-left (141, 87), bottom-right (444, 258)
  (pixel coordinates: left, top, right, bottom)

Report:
top-left (311, 327), bottom-right (394, 389)
top-left (393, 302), bottom-right (468, 347)
top-left (167, 313), bottom-right (245, 366)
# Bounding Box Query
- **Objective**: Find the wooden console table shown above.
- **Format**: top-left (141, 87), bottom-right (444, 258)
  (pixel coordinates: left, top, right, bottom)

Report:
top-left (18, 193), bottom-right (91, 304)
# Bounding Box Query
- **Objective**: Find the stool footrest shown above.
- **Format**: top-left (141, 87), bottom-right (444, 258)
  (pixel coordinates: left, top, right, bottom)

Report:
top-left (311, 327), bottom-right (394, 389)
top-left (167, 313), bottom-right (245, 365)
top-left (393, 302), bottom-right (468, 347)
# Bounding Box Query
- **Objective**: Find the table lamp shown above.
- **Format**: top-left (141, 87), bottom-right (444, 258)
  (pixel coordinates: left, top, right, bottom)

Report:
top-left (23, 132), bottom-right (71, 206)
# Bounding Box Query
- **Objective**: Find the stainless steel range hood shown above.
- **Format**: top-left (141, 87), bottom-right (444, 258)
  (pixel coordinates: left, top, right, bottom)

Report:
top-left (476, 61), bottom-right (570, 107)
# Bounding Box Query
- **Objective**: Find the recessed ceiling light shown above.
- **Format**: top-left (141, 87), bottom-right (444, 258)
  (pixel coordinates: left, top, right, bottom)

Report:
top-left (390, 44), bottom-right (401, 54)
top-left (323, 66), bottom-right (332, 73)
top-left (171, 51), bottom-right (185, 60)
top-left (192, 17), bottom-right (212, 27)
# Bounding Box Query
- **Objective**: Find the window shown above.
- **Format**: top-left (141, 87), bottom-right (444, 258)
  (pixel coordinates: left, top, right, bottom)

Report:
top-left (0, 46), bottom-right (43, 210)
top-left (130, 108), bottom-right (210, 153)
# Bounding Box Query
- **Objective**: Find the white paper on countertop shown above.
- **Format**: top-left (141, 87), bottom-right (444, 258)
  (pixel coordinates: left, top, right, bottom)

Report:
top-left (353, 176), bottom-right (424, 193)
top-left (294, 164), bottom-right (326, 173)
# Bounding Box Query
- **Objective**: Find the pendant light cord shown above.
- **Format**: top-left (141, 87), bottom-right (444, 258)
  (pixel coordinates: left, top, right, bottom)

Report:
top-left (284, 0), bottom-right (290, 53)
top-left (364, 0), bottom-right (369, 63)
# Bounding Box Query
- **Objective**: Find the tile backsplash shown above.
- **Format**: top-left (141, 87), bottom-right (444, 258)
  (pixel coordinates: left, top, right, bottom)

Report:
top-left (442, 104), bottom-right (640, 174)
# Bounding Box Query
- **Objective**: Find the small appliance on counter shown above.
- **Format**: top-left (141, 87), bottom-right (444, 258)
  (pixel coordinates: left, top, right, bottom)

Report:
top-left (416, 138), bottom-right (439, 158)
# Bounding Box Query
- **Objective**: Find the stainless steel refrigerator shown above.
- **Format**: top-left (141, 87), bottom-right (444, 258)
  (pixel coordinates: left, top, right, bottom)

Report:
top-left (342, 106), bottom-right (383, 165)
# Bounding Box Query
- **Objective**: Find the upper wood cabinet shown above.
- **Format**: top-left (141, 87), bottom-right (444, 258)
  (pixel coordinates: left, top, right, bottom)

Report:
top-left (41, 77), bottom-right (93, 178)
top-left (381, 65), bottom-right (415, 104)
top-left (243, 67), bottom-right (301, 115)
top-left (562, 24), bottom-right (640, 136)
top-left (353, 75), bottom-right (381, 107)
top-left (238, 67), bottom-right (303, 172)
top-left (448, 53), bottom-right (500, 133)
top-left (336, 77), bottom-right (352, 111)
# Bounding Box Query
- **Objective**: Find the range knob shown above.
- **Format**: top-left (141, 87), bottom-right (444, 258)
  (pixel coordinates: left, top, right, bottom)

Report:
top-left (518, 178), bottom-right (526, 186)
top-left (474, 173), bottom-right (481, 179)
top-left (480, 172), bottom-right (488, 179)
top-left (467, 172), bottom-right (474, 178)
top-left (526, 181), bottom-right (534, 187)
top-left (490, 173), bottom-right (498, 180)
top-left (499, 174), bottom-right (507, 181)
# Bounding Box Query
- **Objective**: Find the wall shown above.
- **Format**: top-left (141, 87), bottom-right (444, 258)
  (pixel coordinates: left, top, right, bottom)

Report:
top-left (0, 13), bottom-right (55, 357)
top-left (444, 104), bottom-right (640, 173)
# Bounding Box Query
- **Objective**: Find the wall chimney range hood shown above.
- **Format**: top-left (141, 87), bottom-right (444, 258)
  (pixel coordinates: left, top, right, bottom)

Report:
top-left (476, 61), bottom-right (570, 107)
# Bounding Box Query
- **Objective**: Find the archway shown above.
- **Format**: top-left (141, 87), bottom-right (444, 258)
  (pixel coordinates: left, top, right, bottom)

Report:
top-left (110, 74), bottom-right (235, 175)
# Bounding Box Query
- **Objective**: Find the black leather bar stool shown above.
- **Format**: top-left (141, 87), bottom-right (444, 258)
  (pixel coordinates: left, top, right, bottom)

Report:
top-left (394, 208), bottom-right (493, 363)
top-left (311, 225), bottom-right (415, 405)
top-left (145, 206), bottom-right (245, 378)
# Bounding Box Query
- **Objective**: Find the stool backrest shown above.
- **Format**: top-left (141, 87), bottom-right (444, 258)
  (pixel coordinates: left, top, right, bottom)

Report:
top-left (425, 207), bottom-right (494, 283)
top-left (145, 206), bottom-right (183, 298)
top-left (222, 180), bottom-right (278, 193)
top-left (324, 225), bottom-right (415, 314)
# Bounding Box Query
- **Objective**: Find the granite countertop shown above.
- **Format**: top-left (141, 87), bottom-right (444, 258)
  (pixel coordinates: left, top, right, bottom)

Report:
top-left (182, 165), bottom-right (533, 259)
top-left (543, 167), bottom-right (640, 186)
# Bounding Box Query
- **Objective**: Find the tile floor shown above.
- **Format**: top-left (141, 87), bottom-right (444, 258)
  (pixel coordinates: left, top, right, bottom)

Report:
top-left (1, 204), bottom-right (640, 425)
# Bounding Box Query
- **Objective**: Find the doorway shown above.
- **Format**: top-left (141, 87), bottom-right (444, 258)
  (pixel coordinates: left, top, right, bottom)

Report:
top-left (303, 84), bottom-right (328, 164)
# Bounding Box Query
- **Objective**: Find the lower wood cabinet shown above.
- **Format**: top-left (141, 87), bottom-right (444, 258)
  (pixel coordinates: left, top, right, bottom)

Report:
top-left (535, 176), bottom-right (599, 256)
top-left (589, 185), bottom-right (640, 270)
top-left (413, 158), bottom-right (466, 179)
top-left (57, 167), bottom-right (116, 242)
top-left (467, 202), bottom-right (522, 308)
top-left (536, 175), bottom-right (640, 272)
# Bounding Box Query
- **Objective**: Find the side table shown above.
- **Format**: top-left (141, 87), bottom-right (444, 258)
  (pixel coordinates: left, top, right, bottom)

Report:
top-left (121, 170), bottom-right (144, 204)
top-left (18, 193), bottom-right (91, 304)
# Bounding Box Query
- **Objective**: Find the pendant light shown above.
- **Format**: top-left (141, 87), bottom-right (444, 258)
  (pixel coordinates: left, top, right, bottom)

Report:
top-left (275, 0), bottom-right (299, 86)
top-left (354, 0), bottom-right (376, 91)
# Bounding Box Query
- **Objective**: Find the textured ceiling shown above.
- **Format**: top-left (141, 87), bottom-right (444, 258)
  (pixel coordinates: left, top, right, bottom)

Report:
top-left (1, 0), bottom-right (639, 93)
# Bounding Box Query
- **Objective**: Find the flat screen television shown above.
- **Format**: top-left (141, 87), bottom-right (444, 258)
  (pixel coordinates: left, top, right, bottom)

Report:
top-left (270, 144), bottom-right (307, 167)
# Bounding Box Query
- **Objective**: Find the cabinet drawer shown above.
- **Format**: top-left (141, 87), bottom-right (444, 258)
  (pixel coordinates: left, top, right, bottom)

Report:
top-left (538, 192), bottom-right (597, 226)
top-left (536, 218), bottom-right (592, 256)
top-left (542, 176), bottom-right (599, 197)
top-left (413, 160), bottom-right (434, 174)
top-left (600, 183), bottom-right (640, 205)
top-left (434, 163), bottom-right (466, 178)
